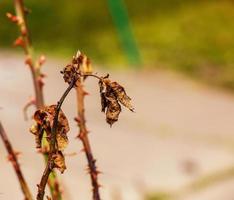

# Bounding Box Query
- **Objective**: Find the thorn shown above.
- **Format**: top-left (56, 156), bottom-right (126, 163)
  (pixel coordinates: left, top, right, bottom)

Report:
top-left (80, 148), bottom-right (85, 153)
top-left (83, 91), bottom-right (89, 96)
top-left (38, 55), bottom-right (46, 66)
top-left (25, 56), bottom-right (33, 67)
top-left (96, 170), bottom-right (102, 175)
top-left (6, 12), bottom-right (18, 23)
top-left (40, 73), bottom-right (47, 78)
top-left (37, 76), bottom-right (45, 88)
top-left (13, 36), bottom-right (24, 47)
top-left (104, 73), bottom-right (109, 79)
top-left (78, 131), bottom-right (84, 139)
top-left (7, 151), bottom-right (21, 162)
top-left (24, 7), bottom-right (31, 15)
top-left (74, 117), bottom-right (81, 124)
top-left (14, 151), bottom-right (21, 157)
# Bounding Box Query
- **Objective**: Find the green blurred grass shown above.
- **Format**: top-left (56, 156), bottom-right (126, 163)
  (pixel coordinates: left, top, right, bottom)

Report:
top-left (1, 0), bottom-right (234, 88)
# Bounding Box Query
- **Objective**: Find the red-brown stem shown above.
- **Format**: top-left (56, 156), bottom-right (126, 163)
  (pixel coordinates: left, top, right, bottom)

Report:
top-left (0, 122), bottom-right (33, 200)
top-left (76, 80), bottom-right (101, 200)
top-left (14, 0), bottom-right (44, 108)
top-left (13, 0), bottom-right (61, 198)
top-left (37, 78), bottom-right (76, 200)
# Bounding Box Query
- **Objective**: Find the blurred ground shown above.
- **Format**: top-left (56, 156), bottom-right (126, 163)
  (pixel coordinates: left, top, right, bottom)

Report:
top-left (1, 52), bottom-right (234, 200)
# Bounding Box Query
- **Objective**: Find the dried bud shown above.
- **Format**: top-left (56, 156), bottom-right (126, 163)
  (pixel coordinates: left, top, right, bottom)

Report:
top-left (53, 151), bottom-right (66, 173)
top-left (61, 64), bottom-right (79, 85)
top-left (61, 51), bottom-right (94, 84)
top-left (81, 55), bottom-right (93, 75)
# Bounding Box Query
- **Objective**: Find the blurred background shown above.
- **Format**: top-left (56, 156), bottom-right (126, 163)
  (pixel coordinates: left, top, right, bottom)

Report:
top-left (1, 0), bottom-right (234, 200)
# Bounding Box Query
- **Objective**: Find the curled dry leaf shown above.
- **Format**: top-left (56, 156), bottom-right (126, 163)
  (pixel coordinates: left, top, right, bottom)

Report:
top-left (99, 77), bottom-right (134, 126)
top-left (53, 151), bottom-right (66, 173)
top-left (30, 105), bottom-right (70, 150)
top-left (99, 80), bottom-right (108, 112)
top-left (61, 64), bottom-right (79, 85)
top-left (106, 93), bottom-right (121, 126)
top-left (110, 81), bottom-right (134, 112)
top-left (61, 51), bottom-right (93, 85)
top-left (79, 53), bottom-right (93, 75)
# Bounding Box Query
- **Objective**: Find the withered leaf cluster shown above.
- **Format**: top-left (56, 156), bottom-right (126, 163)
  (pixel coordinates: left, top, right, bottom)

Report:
top-left (99, 75), bottom-right (134, 126)
top-left (61, 51), bottom-right (93, 85)
top-left (61, 51), bottom-right (134, 127)
top-left (30, 105), bottom-right (69, 173)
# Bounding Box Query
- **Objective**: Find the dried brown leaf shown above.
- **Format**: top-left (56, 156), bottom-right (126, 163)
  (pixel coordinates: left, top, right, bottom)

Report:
top-left (53, 151), bottom-right (66, 173)
top-left (56, 133), bottom-right (68, 151)
top-left (61, 64), bottom-right (79, 84)
top-left (110, 81), bottom-right (134, 111)
top-left (98, 80), bottom-right (108, 112)
top-left (99, 77), bottom-right (134, 125)
top-left (32, 105), bottom-right (70, 149)
top-left (105, 93), bottom-right (121, 126)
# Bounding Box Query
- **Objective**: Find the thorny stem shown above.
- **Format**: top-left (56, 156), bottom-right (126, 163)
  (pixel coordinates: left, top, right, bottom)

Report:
top-left (76, 79), bottom-right (101, 200)
top-left (37, 78), bottom-right (77, 200)
top-left (0, 122), bottom-right (33, 200)
top-left (13, 0), bottom-right (61, 198)
top-left (14, 0), bottom-right (44, 108)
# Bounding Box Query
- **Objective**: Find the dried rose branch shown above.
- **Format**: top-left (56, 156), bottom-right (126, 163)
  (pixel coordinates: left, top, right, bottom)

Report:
top-left (61, 51), bottom-right (134, 200)
top-left (9, 0), bottom-right (44, 108)
top-left (30, 50), bottom-right (133, 200)
top-left (60, 52), bottom-right (101, 200)
top-left (36, 78), bottom-right (77, 200)
top-left (76, 81), bottom-right (101, 200)
top-left (7, 0), bottom-right (62, 198)
top-left (0, 122), bottom-right (33, 200)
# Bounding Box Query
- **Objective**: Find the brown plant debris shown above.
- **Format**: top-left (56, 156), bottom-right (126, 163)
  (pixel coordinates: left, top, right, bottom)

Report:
top-left (53, 151), bottom-right (66, 173)
top-left (99, 75), bottom-right (134, 126)
top-left (30, 105), bottom-right (69, 168)
top-left (62, 51), bottom-right (134, 126)
top-left (61, 51), bottom-right (93, 85)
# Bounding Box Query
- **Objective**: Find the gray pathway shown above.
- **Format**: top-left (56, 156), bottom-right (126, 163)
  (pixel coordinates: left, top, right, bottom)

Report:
top-left (1, 52), bottom-right (234, 200)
